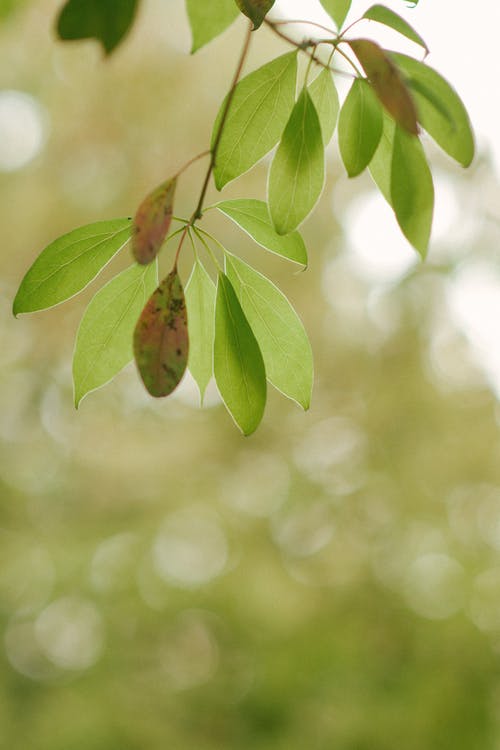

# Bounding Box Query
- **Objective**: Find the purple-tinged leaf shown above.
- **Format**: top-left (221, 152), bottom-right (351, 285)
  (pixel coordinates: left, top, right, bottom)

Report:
top-left (348, 39), bottom-right (418, 135)
top-left (134, 268), bottom-right (188, 398)
top-left (132, 177), bottom-right (177, 265)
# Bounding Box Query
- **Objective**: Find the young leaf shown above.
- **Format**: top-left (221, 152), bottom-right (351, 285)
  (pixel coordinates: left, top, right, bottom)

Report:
top-left (235, 0), bottom-right (275, 29)
top-left (319, 0), bottom-right (351, 29)
top-left (391, 125), bottom-right (434, 257)
top-left (73, 261), bottom-right (158, 407)
top-left (368, 112), bottom-right (395, 203)
top-left (363, 5), bottom-right (428, 54)
top-left (186, 0), bottom-right (239, 53)
top-left (134, 268), bottom-right (189, 398)
top-left (225, 253), bottom-right (313, 410)
top-left (56, 0), bottom-right (138, 55)
top-left (13, 219), bottom-right (132, 315)
top-left (185, 260), bottom-right (216, 403)
top-left (214, 274), bottom-right (266, 435)
top-left (338, 78), bottom-right (383, 177)
top-left (213, 51), bottom-right (297, 189)
top-left (390, 52), bottom-right (475, 167)
top-left (308, 69), bottom-right (339, 145)
top-left (215, 199), bottom-right (307, 265)
top-left (268, 88), bottom-right (325, 235)
top-left (132, 177), bottom-right (176, 265)
top-left (348, 39), bottom-right (418, 135)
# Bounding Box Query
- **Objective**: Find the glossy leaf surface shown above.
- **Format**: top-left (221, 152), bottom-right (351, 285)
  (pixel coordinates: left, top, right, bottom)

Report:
top-left (363, 5), bottom-right (428, 53)
top-left (268, 89), bottom-right (325, 235)
top-left (132, 178), bottom-right (176, 265)
top-left (134, 268), bottom-right (188, 397)
top-left (319, 0), bottom-right (351, 28)
top-left (348, 39), bottom-right (418, 135)
top-left (57, 0), bottom-right (138, 54)
top-left (339, 78), bottom-right (383, 177)
top-left (226, 253), bottom-right (313, 409)
top-left (308, 68), bottom-right (339, 145)
top-left (214, 274), bottom-right (266, 435)
top-left (213, 52), bottom-right (297, 189)
top-left (186, 0), bottom-right (239, 52)
top-left (391, 52), bottom-right (474, 167)
top-left (235, 0), bottom-right (274, 29)
top-left (185, 260), bottom-right (216, 403)
top-left (73, 261), bottom-right (158, 407)
top-left (391, 125), bottom-right (434, 257)
top-left (216, 199), bottom-right (307, 265)
top-left (13, 219), bottom-right (132, 314)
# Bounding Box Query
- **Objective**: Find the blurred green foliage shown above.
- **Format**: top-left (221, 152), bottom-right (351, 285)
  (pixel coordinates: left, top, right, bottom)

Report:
top-left (1, 1), bottom-right (499, 748)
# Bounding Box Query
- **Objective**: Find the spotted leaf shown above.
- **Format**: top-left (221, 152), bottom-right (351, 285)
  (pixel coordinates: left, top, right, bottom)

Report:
top-left (132, 177), bottom-right (177, 265)
top-left (134, 268), bottom-right (188, 398)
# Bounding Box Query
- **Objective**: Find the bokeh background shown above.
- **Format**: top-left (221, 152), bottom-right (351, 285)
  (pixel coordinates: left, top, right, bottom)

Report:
top-left (1, 0), bottom-right (500, 748)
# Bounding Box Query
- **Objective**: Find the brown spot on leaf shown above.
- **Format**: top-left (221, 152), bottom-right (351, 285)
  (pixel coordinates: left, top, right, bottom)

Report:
top-left (133, 268), bottom-right (188, 398)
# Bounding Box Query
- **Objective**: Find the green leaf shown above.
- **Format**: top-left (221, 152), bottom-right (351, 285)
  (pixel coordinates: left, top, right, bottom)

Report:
top-left (225, 253), bottom-right (312, 410)
top-left (348, 39), bottom-right (418, 135)
top-left (268, 88), bottom-right (325, 235)
top-left (369, 112), bottom-right (395, 203)
top-left (185, 260), bottom-right (216, 403)
top-left (338, 78), bottom-right (383, 177)
top-left (319, 0), bottom-right (351, 28)
top-left (363, 5), bottom-right (428, 54)
top-left (234, 0), bottom-right (275, 29)
top-left (132, 177), bottom-right (176, 265)
top-left (13, 219), bottom-right (132, 315)
top-left (391, 125), bottom-right (434, 257)
top-left (73, 261), bottom-right (158, 407)
top-left (56, 0), bottom-right (138, 55)
top-left (134, 268), bottom-right (189, 398)
top-left (215, 199), bottom-right (307, 265)
top-left (214, 273), bottom-right (266, 435)
top-left (186, 0), bottom-right (239, 53)
top-left (390, 52), bottom-right (475, 167)
top-left (213, 51), bottom-right (298, 189)
top-left (308, 68), bottom-right (339, 145)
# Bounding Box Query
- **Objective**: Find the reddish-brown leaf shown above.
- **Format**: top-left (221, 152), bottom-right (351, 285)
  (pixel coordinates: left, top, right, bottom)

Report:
top-left (235, 0), bottom-right (275, 29)
top-left (348, 39), bottom-right (418, 135)
top-left (133, 268), bottom-right (188, 398)
top-left (132, 177), bottom-right (177, 265)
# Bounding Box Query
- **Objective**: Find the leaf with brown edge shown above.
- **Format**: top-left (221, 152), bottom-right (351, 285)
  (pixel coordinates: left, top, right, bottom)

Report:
top-left (132, 177), bottom-right (176, 265)
top-left (133, 268), bottom-right (188, 398)
top-left (235, 0), bottom-right (275, 29)
top-left (347, 39), bottom-right (418, 135)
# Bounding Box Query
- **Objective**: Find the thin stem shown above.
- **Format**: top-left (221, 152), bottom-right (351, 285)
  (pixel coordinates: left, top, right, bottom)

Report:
top-left (194, 226), bottom-right (229, 256)
top-left (173, 226), bottom-right (189, 268)
top-left (335, 44), bottom-right (363, 77)
top-left (193, 227), bottom-right (223, 273)
top-left (189, 21), bottom-right (253, 224)
top-left (272, 18), bottom-right (337, 36)
top-left (304, 44), bottom-right (318, 86)
top-left (264, 20), bottom-right (355, 79)
top-left (174, 150), bottom-right (211, 178)
top-left (187, 227), bottom-right (199, 261)
top-left (338, 17), bottom-right (363, 39)
top-left (172, 216), bottom-right (190, 223)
